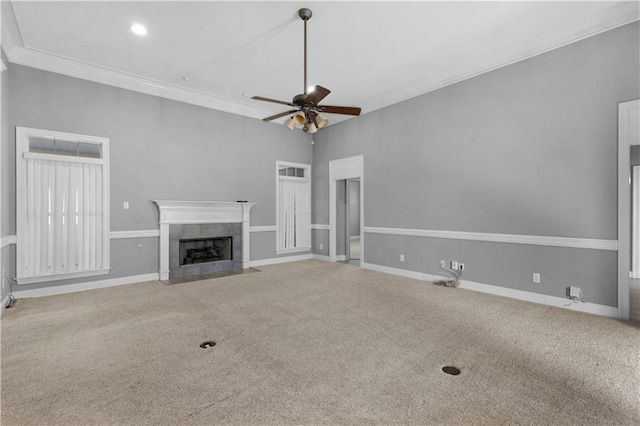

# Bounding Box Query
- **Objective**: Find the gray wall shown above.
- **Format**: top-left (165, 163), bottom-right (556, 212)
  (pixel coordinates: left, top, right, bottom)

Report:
top-left (4, 63), bottom-right (312, 292)
top-left (348, 180), bottom-right (360, 237)
top-left (312, 22), bottom-right (639, 307)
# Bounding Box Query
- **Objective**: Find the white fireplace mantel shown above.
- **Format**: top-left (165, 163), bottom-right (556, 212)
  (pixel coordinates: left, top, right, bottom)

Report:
top-left (153, 200), bottom-right (256, 280)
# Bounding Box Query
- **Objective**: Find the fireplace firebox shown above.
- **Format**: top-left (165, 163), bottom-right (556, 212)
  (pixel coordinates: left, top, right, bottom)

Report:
top-left (179, 237), bottom-right (232, 266)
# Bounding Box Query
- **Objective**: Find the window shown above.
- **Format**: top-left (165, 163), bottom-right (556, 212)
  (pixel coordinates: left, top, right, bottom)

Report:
top-left (16, 127), bottom-right (110, 284)
top-left (276, 161), bottom-right (311, 253)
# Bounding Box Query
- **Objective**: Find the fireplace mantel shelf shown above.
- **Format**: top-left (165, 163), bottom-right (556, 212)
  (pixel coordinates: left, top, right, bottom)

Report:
top-left (153, 200), bottom-right (257, 280)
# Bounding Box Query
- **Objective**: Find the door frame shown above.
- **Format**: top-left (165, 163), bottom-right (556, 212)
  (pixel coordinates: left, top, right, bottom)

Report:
top-left (618, 99), bottom-right (639, 320)
top-left (329, 155), bottom-right (364, 263)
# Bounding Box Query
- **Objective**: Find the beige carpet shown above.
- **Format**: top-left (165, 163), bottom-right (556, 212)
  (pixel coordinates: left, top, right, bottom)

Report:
top-left (1, 260), bottom-right (639, 425)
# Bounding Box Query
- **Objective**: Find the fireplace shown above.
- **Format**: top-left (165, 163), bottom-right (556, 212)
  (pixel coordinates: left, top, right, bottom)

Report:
top-left (153, 201), bottom-right (256, 281)
top-left (180, 237), bottom-right (232, 265)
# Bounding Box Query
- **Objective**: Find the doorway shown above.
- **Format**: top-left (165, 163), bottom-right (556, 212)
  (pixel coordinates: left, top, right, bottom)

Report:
top-left (345, 179), bottom-right (361, 265)
top-left (618, 99), bottom-right (639, 320)
top-left (329, 156), bottom-right (364, 264)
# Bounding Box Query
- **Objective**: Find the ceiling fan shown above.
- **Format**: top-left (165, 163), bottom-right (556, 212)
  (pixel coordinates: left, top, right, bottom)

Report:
top-left (252, 8), bottom-right (361, 133)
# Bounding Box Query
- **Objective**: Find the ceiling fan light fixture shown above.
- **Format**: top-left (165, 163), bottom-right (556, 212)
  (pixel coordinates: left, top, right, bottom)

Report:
top-left (304, 121), bottom-right (317, 134)
top-left (316, 114), bottom-right (329, 129)
top-left (283, 117), bottom-right (295, 130)
top-left (292, 112), bottom-right (307, 126)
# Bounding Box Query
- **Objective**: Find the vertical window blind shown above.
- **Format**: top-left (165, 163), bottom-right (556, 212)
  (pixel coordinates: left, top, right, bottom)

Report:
top-left (278, 178), bottom-right (310, 250)
top-left (16, 127), bottom-right (110, 284)
top-left (24, 159), bottom-right (104, 277)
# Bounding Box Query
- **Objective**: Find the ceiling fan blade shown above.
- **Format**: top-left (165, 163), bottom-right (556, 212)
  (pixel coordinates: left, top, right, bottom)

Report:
top-left (317, 105), bottom-right (361, 116)
top-left (252, 96), bottom-right (296, 107)
top-left (306, 85), bottom-right (331, 106)
top-left (262, 109), bottom-right (299, 122)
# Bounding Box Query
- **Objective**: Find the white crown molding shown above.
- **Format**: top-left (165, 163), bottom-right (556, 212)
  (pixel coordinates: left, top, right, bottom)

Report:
top-left (5, 45), bottom-right (281, 120)
top-left (110, 230), bottom-right (160, 239)
top-left (4, 1), bottom-right (636, 125)
top-left (372, 13), bottom-right (640, 115)
top-left (249, 254), bottom-right (313, 268)
top-left (1, 235), bottom-right (17, 249)
top-left (1, 1), bottom-right (23, 54)
top-left (250, 225), bottom-right (277, 233)
top-left (11, 272), bottom-right (159, 299)
top-left (311, 224), bottom-right (330, 231)
top-left (364, 226), bottom-right (617, 251)
top-left (362, 262), bottom-right (618, 318)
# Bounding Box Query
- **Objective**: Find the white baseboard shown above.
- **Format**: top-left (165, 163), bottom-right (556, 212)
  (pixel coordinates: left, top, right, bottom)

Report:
top-left (12, 272), bottom-right (159, 299)
top-left (249, 254), bottom-right (313, 268)
top-left (313, 254), bottom-right (330, 262)
top-left (362, 262), bottom-right (618, 318)
top-left (1, 294), bottom-right (10, 315)
top-left (335, 255), bottom-right (347, 262)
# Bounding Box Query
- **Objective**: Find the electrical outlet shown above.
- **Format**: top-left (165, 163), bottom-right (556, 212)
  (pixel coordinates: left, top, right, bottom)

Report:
top-left (400, 254), bottom-right (405, 262)
top-left (459, 263), bottom-right (465, 272)
top-left (440, 260), bottom-right (446, 268)
top-left (533, 273), bottom-right (541, 284)
top-left (320, 244), bottom-right (323, 250)
top-left (451, 261), bottom-right (458, 270)
top-left (568, 286), bottom-right (582, 299)
top-left (123, 201), bottom-right (129, 209)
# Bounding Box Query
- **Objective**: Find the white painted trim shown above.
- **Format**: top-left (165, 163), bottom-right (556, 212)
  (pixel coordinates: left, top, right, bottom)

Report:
top-left (250, 225), bottom-right (276, 233)
top-left (11, 272), bottom-right (159, 299)
top-left (276, 247), bottom-right (312, 255)
top-left (311, 224), bottom-right (330, 231)
top-left (110, 230), bottom-right (159, 239)
top-left (618, 100), bottom-right (639, 320)
top-left (364, 226), bottom-right (617, 251)
top-left (633, 166), bottom-right (639, 279)
top-left (0, 59), bottom-right (6, 73)
top-left (5, 46), bottom-right (276, 122)
top-left (362, 262), bottom-right (618, 318)
top-left (16, 268), bottom-right (110, 285)
top-left (313, 254), bottom-right (330, 262)
top-left (249, 254), bottom-right (313, 268)
top-left (330, 155), bottom-right (364, 263)
top-left (1, 235), bottom-right (17, 249)
top-left (335, 255), bottom-right (347, 262)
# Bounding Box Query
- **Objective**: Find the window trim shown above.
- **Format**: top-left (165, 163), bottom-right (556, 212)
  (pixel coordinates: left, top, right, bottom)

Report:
top-left (275, 160), bottom-right (311, 255)
top-left (15, 127), bottom-right (111, 285)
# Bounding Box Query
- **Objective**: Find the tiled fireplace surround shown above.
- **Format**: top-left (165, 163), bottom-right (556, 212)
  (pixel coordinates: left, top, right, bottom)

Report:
top-left (153, 201), bottom-right (256, 280)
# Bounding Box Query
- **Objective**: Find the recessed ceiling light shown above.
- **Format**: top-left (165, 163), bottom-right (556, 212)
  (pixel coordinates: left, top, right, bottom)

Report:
top-left (182, 76), bottom-right (190, 81)
top-left (130, 23), bottom-right (147, 36)
top-left (241, 93), bottom-right (250, 97)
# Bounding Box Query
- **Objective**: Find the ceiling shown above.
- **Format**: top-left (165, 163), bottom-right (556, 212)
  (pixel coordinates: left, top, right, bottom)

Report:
top-left (2, 1), bottom-right (639, 127)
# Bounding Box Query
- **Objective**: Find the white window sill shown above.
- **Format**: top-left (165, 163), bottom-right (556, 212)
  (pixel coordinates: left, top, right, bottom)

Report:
top-left (16, 268), bottom-right (110, 285)
top-left (276, 247), bottom-right (311, 255)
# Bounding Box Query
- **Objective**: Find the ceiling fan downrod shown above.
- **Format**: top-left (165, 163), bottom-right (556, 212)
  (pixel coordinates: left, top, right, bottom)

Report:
top-left (299, 8), bottom-right (312, 95)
